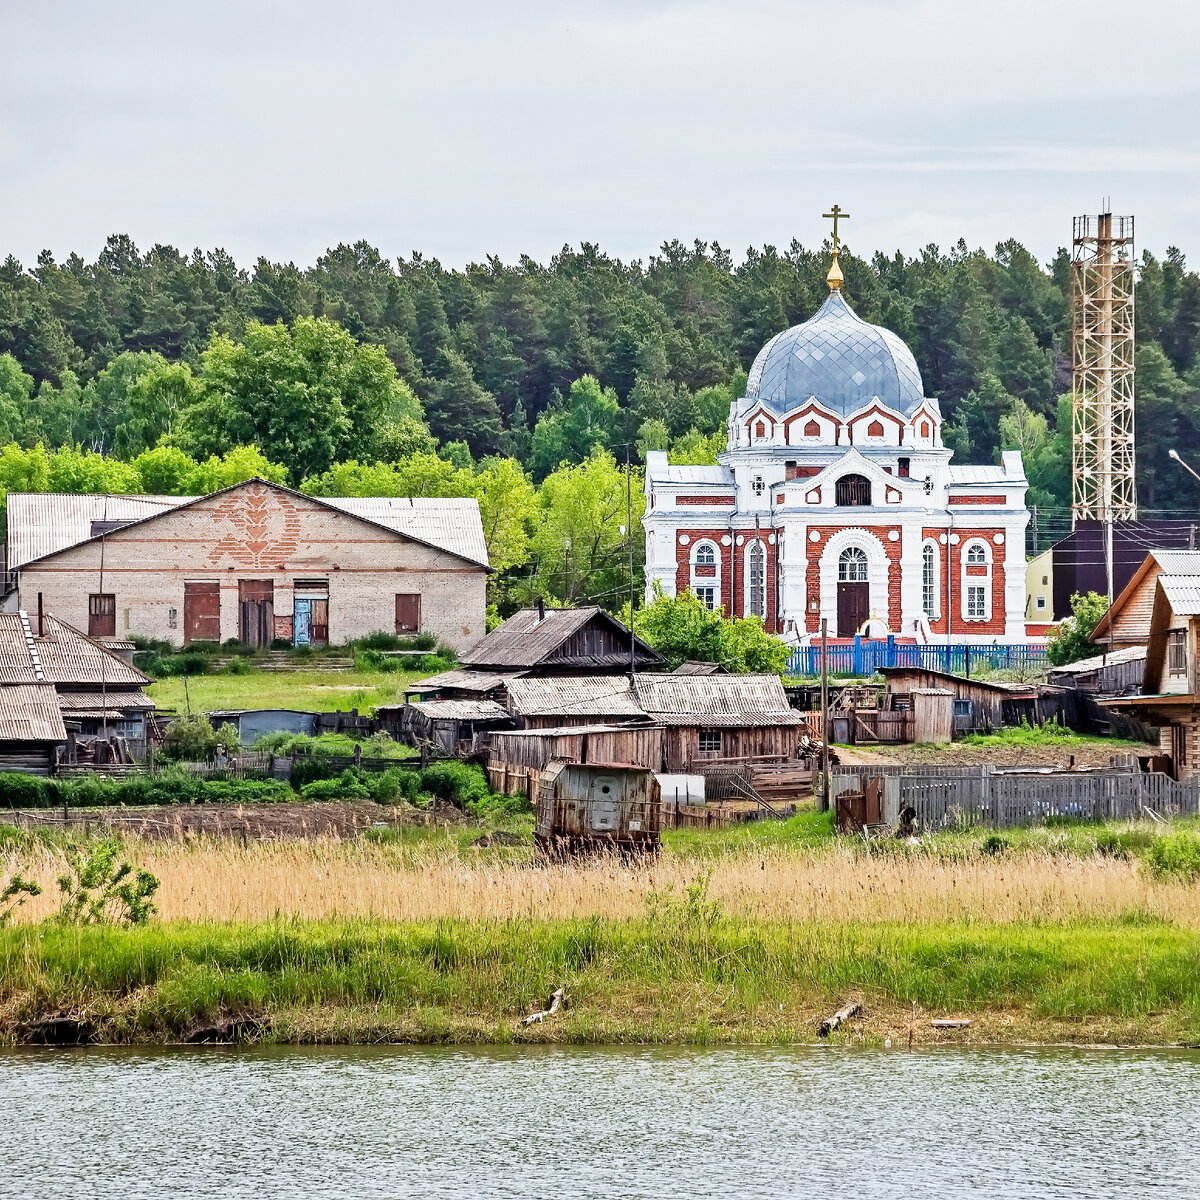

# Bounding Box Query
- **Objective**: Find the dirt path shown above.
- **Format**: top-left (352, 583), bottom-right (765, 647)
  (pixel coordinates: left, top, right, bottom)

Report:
top-left (835, 739), bottom-right (1146, 770)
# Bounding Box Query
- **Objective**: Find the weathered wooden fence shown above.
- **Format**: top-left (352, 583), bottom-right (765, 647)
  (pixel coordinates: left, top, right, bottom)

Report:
top-left (832, 765), bottom-right (1200, 830)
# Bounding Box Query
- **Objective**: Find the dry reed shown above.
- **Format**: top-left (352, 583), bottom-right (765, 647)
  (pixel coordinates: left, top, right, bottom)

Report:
top-left (5, 837), bottom-right (1197, 927)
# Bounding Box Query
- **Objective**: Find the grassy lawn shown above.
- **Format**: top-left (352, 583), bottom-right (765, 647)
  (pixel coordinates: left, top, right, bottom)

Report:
top-left (147, 667), bottom-right (428, 713)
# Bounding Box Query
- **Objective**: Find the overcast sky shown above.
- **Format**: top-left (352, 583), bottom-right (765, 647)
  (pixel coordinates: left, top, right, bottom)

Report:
top-left (2, 0), bottom-right (1198, 272)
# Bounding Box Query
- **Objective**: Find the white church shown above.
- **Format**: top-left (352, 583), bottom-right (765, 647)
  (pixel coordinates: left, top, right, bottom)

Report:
top-left (644, 226), bottom-right (1031, 644)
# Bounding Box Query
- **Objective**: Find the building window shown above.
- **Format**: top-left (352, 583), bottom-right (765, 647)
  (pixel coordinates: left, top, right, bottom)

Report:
top-left (695, 543), bottom-right (715, 568)
top-left (920, 421), bottom-right (930, 438)
top-left (698, 730), bottom-right (722, 754)
top-left (804, 419), bottom-right (821, 437)
top-left (751, 475), bottom-right (765, 497)
top-left (866, 419), bottom-right (885, 438)
top-left (966, 585), bottom-right (987, 620)
top-left (88, 593), bottom-right (116, 638)
top-left (966, 543), bottom-right (987, 566)
top-left (747, 541), bottom-right (766, 618)
top-left (838, 546), bottom-right (869, 583)
top-left (694, 586), bottom-right (716, 611)
top-left (835, 474), bottom-right (871, 506)
top-left (1036, 596), bottom-right (1046, 610)
top-left (898, 457), bottom-right (910, 478)
top-left (922, 542), bottom-right (937, 618)
top-left (1168, 630), bottom-right (1188, 677)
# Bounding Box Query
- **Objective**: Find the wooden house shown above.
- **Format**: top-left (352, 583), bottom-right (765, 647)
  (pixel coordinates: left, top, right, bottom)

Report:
top-left (0, 682), bottom-right (68, 774)
top-left (1103, 572), bottom-right (1200, 778)
top-left (534, 760), bottom-right (661, 854)
top-left (1091, 550), bottom-right (1200, 651)
top-left (457, 605), bottom-right (663, 674)
top-left (878, 665), bottom-right (1041, 734)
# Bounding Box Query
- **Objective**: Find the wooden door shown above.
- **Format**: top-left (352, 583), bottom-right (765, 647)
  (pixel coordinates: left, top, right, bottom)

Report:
top-left (836, 581), bottom-right (869, 637)
top-left (88, 593), bottom-right (116, 638)
top-left (310, 597), bottom-right (328, 645)
top-left (395, 593), bottom-right (421, 633)
top-left (183, 582), bottom-right (221, 644)
top-left (238, 580), bottom-right (274, 647)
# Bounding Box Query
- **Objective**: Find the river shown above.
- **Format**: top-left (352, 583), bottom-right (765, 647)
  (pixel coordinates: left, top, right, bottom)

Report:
top-left (2, 1045), bottom-right (1197, 1198)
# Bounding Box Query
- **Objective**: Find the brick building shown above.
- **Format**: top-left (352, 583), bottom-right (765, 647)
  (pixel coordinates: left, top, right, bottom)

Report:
top-left (5, 479), bottom-right (489, 651)
top-left (644, 255), bottom-right (1031, 643)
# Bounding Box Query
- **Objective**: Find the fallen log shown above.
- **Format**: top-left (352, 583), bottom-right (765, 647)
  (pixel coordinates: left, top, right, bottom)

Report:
top-left (931, 1018), bottom-right (971, 1029)
top-left (818, 1000), bottom-right (862, 1037)
top-left (521, 988), bottom-right (564, 1027)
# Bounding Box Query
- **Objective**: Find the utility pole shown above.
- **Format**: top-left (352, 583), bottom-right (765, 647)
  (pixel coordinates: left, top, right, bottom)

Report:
top-left (820, 617), bottom-right (830, 812)
top-left (626, 441), bottom-right (635, 681)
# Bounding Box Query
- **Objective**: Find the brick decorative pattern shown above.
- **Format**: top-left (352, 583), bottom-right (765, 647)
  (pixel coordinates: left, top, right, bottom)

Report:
top-left (676, 495), bottom-right (736, 506)
top-left (948, 494), bottom-right (1006, 506)
top-left (952, 527), bottom-right (1006, 636)
top-left (675, 530), bottom-right (733, 614)
top-left (802, 525), bottom-right (899, 633)
top-left (208, 484), bottom-right (301, 567)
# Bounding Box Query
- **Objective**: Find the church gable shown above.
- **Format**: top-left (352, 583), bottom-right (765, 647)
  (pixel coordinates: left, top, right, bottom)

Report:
top-left (783, 402), bottom-right (841, 446)
top-left (845, 402), bottom-right (904, 447)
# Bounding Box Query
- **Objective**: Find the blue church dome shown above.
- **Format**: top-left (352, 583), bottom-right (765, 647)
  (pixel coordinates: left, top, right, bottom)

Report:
top-left (744, 291), bottom-right (926, 416)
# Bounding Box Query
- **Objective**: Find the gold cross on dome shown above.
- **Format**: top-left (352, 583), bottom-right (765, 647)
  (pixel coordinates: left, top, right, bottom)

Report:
top-left (823, 204), bottom-right (850, 254)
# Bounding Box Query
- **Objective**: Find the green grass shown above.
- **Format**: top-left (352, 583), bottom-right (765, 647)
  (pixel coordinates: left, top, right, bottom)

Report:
top-left (147, 667), bottom-right (429, 713)
top-left (956, 722), bottom-right (1146, 751)
top-left (3, 914), bottom-right (1199, 1045)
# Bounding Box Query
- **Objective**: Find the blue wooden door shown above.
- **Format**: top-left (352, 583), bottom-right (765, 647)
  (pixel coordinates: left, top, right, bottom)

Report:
top-left (294, 597), bottom-right (312, 646)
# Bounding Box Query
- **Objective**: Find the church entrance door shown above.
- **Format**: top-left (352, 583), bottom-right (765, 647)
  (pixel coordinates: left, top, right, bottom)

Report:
top-left (837, 582), bottom-right (869, 636)
top-left (836, 547), bottom-right (870, 637)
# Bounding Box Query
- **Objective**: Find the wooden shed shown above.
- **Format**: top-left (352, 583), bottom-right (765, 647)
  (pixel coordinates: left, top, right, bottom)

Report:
top-left (0, 682), bottom-right (68, 775)
top-left (488, 724), bottom-right (664, 798)
top-left (534, 760), bottom-right (661, 854)
top-left (879, 666), bottom-right (1040, 733)
top-left (1046, 646), bottom-right (1145, 695)
top-left (383, 699), bottom-right (514, 755)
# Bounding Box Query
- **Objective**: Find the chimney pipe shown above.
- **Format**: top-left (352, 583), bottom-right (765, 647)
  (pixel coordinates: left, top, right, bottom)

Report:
top-left (537, 598), bottom-right (545, 622)
top-left (37, 593), bottom-right (43, 638)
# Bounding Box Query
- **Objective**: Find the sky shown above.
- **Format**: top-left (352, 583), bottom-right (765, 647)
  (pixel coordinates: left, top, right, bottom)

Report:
top-left (2, 0), bottom-right (1199, 272)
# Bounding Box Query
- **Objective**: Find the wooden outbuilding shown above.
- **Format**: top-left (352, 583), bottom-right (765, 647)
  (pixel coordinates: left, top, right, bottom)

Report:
top-left (879, 665), bottom-right (1041, 733)
top-left (384, 698), bottom-right (514, 756)
top-left (534, 760), bottom-right (661, 854)
top-left (488, 724), bottom-right (664, 798)
top-left (0, 682), bottom-right (68, 774)
top-left (1046, 646), bottom-right (1146, 695)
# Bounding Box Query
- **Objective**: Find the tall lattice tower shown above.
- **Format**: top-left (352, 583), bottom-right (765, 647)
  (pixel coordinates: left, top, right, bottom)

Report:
top-left (1071, 211), bottom-right (1136, 523)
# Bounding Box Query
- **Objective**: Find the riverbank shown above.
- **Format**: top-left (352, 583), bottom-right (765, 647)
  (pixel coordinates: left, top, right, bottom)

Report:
top-left (2, 914), bottom-right (1198, 1047)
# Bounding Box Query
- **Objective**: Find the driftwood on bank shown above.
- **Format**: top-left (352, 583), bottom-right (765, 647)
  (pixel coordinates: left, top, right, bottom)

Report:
top-left (818, 1000), bottom-right (862, 1037)
top-left (521, 988), bottom-right (564, 1027)
top-left (931, 1018), bottom-right (971, 1029)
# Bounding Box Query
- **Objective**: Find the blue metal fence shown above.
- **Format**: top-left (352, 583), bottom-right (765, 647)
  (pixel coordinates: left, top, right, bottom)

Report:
top-left (786, 636), bottom-right (1048, 678)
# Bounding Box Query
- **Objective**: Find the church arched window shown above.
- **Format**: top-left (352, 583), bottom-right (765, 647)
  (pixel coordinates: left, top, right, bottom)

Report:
top-left (746, 542), bottom-right (766, 618)
top-left (695, 543), bottom-right (715, 568)
top-left (922, 541), bottom-right (938, 618)
top-left (966, 543), bottom-right (988, 566)
top-left (835, 474), bottom-right (872, 506)
top-left (838, 546), bottom-right (869, 582)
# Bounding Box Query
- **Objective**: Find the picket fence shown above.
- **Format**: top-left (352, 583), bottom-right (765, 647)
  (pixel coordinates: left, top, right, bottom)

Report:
top-left (831, 764), bottom-right (1199, 830)
top-left (787, 637), bottom-right (1048, 678)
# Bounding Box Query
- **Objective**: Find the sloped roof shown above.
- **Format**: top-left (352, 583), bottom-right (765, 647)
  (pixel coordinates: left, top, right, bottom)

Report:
top-left (460, 607), bottom-right (662, 670)
top-left (0, 683), bottom-right (67, 742)
top-left (56, 690), bottom-right (155, 711)
top-left (1045, 645), bottom-right (1146, 676)
top-left (946, 465), bottom-right (1008, 484)
top-left (6, 483), bottom-right (490, 570)
top-left (644, 454), bottom-right (735, 487)
top-left (407, 699), bottom-right (511, 721)
top-left (0, 613), bottom-right (150, 687)
top-left (406, 668), bottom-right (518, 694)
top-left (633, 673), bottom-right (805, 726)
top-left (1158, 575), bottom-right (1200, 616)
top-left (504, 675), bottom-right (644, 719)
top-left (1092, 550), bottom-right (1200, 642)
top-left (672, 660), bottom-right (727, 675)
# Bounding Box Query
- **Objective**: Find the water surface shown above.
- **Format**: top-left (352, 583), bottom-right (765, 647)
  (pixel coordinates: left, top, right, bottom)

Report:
top-left (3, 1044), bottom-right (1197, 1198)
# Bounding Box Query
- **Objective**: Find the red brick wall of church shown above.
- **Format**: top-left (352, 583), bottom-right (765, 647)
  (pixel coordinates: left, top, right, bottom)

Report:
top-left (674, 530), bottom-right (733, 615)
top-left (951, 528), bottom-right (1007, 636)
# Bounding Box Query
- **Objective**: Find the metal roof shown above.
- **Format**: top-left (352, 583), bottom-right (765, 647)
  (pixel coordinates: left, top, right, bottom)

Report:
top-left (1158, 576), bottom-right (1200, 616)
top-left (633, 673), bottom-right (805, 725)
top-left (1045, 645), bottom-right (1146, 675)
top-left (1148, 551), bottom-right (1200, 575)
top-left (405, 668), bottom-right (518, 693)
top-left (6, 487), bottom-right (490, 570)
top-left (504, 675), bottom-right (644, 718)
top-left (646, 462), bottom-right (735, 485)
top-left (6, 493), bottom-right (190, 569)
top-left (744, 291), bottom-right (925, 417)
top-left (322, 496), bottom-right (489, 567)
top-left (0, 683), bottom-right (67, 742)
top-left (0, 614), bottom-right (151, 687)
top-left (56, 690), bottom-right (155, 711)
top-left (946, 465), bottom-right (1009, 484)
top-left (407, 699), bottom-right (511, 721)
top-left (460, 607), bottom-right (661, 670)
top-left (672, 660), bottom-right (727, 675)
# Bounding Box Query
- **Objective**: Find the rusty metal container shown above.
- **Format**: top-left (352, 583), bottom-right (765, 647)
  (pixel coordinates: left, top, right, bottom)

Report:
top-left (535, 760), bottom-right (661, 854)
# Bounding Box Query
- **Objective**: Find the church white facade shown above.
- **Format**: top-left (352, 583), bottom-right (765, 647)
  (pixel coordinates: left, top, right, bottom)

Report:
top-left (644, 271), bottom-right (1031, 644)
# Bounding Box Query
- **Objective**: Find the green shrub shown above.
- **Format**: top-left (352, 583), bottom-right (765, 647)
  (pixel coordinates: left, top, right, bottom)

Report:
top-left (0, 773), bottom-right (57, 808)
top-left (420, 761), bottom-right (490, 806)
top-left (159, 714), bottom-right (220, 761)
top-left (356, 631), bottom-right (407, 651)
top-left (980, 833), bottom-right (1010, 856)
top-left (224, 656), bottom-right (252, 675)
top-left (291, 756), bottom-right (338, 788)
top-left (1144, 831), bottom-right (1200, 883)
top-left (301, 770), bottom-right (372, 801)
top-left (369, 768), bottom-right (422, 803)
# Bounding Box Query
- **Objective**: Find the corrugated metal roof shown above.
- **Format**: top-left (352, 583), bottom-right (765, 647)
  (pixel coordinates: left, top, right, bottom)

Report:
top-left (322, 496), bottom-right (489, 567)
top-left (650, 464), bottom-right (735, 485)
top-left (1046, 645), bottom-right (1146, 675)
top-left (1149, 551), bottom-right (1200, 575)
top-left (56, 690), bottom-right (155, 711)
top-left (460, 607), bottom-right (660, 670)
top-left (1159, 576), bottom-right (1200, 615)
top-left (0, 614), bottom-right (151, 687)
top-left (504, 675), bottom-right (643, 718)
top-left (6, 493), bottom-right (190, 569)
top-left (633, 673), bottom-right (805, 725)
top-left (6, 488), bottom-right (490, 570)
top-left (405, 668), bottom-right (518, 693)
top-left (946, 465), bottom-right (1008, 484)
top-left (407, 699), bottom-right (511, 721)
top-left (0, 683), bottom-right (67, 742)
top-left (672, 660), bottom-right (727, 675)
